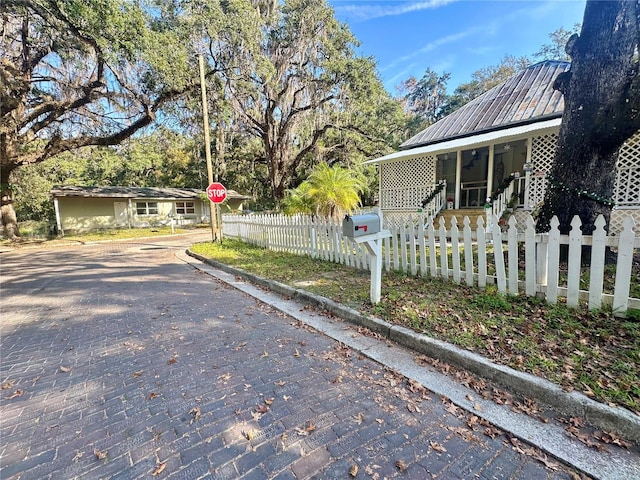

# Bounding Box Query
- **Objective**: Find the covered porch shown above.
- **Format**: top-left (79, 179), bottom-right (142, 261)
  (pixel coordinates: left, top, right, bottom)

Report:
top-left (366, 119), bottom-right (561, 223)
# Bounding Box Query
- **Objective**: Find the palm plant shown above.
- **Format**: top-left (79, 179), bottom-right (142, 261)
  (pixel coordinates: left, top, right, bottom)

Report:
top-left (305, 162), bottom-right (365, 219)
top-left (282, 181), bottom-right (315, 215)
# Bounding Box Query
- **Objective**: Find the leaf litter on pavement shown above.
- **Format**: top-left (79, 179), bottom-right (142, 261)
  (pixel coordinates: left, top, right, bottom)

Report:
top-left (190, 239), bottom-right (639, 471)
top-left (191, 239), bottom-right (640, 414)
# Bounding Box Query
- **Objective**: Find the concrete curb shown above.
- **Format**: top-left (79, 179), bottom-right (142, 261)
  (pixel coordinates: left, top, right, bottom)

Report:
top-left (187, 250), bottom-right (640, 443)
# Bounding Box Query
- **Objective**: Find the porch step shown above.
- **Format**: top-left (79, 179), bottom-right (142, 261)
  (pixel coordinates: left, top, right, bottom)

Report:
top-left (433, 208), bottom-right (486, 229)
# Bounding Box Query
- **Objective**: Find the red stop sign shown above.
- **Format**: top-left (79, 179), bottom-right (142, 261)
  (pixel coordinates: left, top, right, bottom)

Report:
top-left (206, 182), bottom-right (227, 203)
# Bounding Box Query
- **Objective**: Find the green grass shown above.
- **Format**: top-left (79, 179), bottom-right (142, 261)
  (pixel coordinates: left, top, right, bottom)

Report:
top-left (190, 238), bottom-right (640, 413)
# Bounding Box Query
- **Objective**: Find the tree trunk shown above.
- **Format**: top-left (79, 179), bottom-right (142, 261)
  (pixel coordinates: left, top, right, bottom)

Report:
top-left (1, 165), bottom-right (20, 239)
top-left (536, 0), bottom-right (640, 235)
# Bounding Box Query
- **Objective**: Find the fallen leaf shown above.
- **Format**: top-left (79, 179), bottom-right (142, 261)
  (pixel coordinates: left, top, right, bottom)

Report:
top-left (1, 380), bottom-right (15, 390)
top-left (5, 389), bottom-right (25, 400)
top-left (349, 464), bottom-right (358, 477)
top-left (283, 395), bottom-right (291, 401)
top-left (94, 448), bottom-right (107, 460)
top-left (148, 392), bottom-right (159, 400)
top-left (295, 427), bottom-right (310, 436)
top-left (152, 461), bottom-right (167, 476)
top-left (264, 397), bottom-right (275, 406)
top-left (167, 357), bottom-right (177, 365)
top-left (59, 366), bottom-right (71, 373)
top-left (189, 407), bottom-right (201, 425)
top-left (255, 404), bottom-right (269, 414)
top-left (232, 342), bottom-right (248, 351)
top-left (375, 418), bottom-right (384, 424)
top-left (474, 403), bottom-right (483, 411)
top-left (581, 384), bottom-right (595, 397)
top-left (262, 351), bottom-right (269, 358)
top-left (294, 349), bottom-right (301, 358)
top-left (244, 429), bottom-right (256, 441)
top-left (395, 459), bottom-right (408, 472)
top-left (444, 403), bottom-right (459, 416)
top-left (275, 380), bottom-right (286, 386)
top-left (484, 427), bottom-right (501, 439)
top-left (72, 451), bottom-right (83, 463)
top-left (132, 370), bottom-right (143, 378)
top-left (594, 431), bottom-right (631, 449)
top-left (430, 441), bottom-right (446, 453)
top-left (305, 421), bottom-right (316, 433)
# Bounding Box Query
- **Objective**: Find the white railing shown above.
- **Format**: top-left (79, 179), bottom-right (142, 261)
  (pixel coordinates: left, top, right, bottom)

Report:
top-left (419, 180), bottom-right (447, 227)
top-left (490, 178), bottom-right (516, 220)
top-left (222, 212), bottom-right (640, 315)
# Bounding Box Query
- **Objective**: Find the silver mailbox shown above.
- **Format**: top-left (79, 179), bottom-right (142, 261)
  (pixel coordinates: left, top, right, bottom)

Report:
top-left (342, 213), bottom-right (381, 238)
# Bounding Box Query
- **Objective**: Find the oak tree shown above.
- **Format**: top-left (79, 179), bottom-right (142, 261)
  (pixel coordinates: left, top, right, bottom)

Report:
top-left (0, 0), bottom-right (208, 238)
top-left (536, 0), bottom-right (640, 234)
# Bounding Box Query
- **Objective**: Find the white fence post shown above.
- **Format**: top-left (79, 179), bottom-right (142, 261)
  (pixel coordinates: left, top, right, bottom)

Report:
top-left (524, 216), bottom-right (537, 297)
top-left (546, 216), bottom-right (561, 304)
top-left (463, 216), bottom-right (474, 287)
top-left (567, 216), bottom-right (583, 307)
top-left (451, 216), bottom-right (461, 284)
top-left (588, 215), bottom-right (607, 310)
top-left (492, 215), bottom-right (507, 294)
top-left (477, 216), bottom-right (487, 289)
top-left (613, 216), bottom-right (636, 315)
top-left (439, 216), bottom-right (449, 279)
top-left (507, 216), bottom-right (519, 295)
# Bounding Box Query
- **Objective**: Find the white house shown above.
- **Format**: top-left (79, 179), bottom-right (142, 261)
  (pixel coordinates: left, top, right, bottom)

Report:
top-left (365, 60), bottom-right (640, 234)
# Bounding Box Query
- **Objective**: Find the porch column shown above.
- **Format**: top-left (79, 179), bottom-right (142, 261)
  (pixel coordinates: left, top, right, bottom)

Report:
top-left (53, 197), bottom-right (63, 236)
top-left (525, 137), bottom-right (533, 209)
top-left (128, 199), bottom-right (133, 228)
top-left (455, 150), bottom-right (462, 209)
top-left (487, 144), bottom-right (495, 201)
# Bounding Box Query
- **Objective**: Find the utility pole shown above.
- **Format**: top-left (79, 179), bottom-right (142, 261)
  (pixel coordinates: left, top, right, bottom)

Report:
top-left (198, 54), bottom-right (218, 242)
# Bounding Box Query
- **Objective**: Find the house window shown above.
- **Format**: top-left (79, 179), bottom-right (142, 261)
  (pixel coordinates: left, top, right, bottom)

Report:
top-left (136, 202), bottom-right (158, 215)
top-left (175, 201), bottom-right (195, 215)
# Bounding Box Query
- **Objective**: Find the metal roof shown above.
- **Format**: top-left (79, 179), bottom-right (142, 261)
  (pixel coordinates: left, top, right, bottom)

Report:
top-left (50, 186), bottom-right (251, 200)
top-left (401, 60), bottom-right (569, 149)
top-left (51, 186), bottom-right (204, 199)
top-left (364, 118), bottom-right (561, 165)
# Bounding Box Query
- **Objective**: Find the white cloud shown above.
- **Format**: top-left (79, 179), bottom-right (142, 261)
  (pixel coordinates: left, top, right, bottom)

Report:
top-left (380, 28), bottom-right (476, 73)
top-left (379, 1), bottom-right (558, 73)
top-left (334, 0), bottom-right (458, 22)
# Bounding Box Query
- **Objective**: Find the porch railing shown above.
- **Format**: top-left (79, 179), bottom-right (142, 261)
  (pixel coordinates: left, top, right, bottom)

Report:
top-left (490, 174), bottom-right (522, 222)
top-left (419, 180), bottom-right (447, 226)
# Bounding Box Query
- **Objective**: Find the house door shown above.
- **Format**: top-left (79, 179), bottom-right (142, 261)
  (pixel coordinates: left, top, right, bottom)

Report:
top-left (460, 147), bottom-right (489, 207)
top-left (114, 202), bottom-right (129, 227)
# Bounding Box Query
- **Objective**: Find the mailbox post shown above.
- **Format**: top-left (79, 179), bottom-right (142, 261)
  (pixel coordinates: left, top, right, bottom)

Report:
top-left (342, 208), bottom-right (391, 304)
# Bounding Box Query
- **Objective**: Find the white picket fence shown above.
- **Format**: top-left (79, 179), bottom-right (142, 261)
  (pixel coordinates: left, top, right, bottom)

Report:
top-left (222, 212), bottom-right (640, 314)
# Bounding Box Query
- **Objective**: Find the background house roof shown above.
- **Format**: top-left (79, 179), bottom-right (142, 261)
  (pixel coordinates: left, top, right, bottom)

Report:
top-left (50, 185), bottom-right (251, 200)
top-left (51, 186), bottom-right (204, 199)
top-left (401, 60), bottom-right (570, 150)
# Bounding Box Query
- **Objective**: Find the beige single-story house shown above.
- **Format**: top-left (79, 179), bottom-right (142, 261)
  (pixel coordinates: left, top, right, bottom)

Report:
top-left (365, 60), bottom-right (640, 234)
top-left (51, 185), bottom-right (251, 234)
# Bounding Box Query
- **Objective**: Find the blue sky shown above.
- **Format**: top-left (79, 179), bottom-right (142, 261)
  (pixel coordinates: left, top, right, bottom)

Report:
top-left (328, 0), bottom-right (587, 94)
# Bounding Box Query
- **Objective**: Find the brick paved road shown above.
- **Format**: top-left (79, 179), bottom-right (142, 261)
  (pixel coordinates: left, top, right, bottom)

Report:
top-left (1, 236), bottom-right (580, 479)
